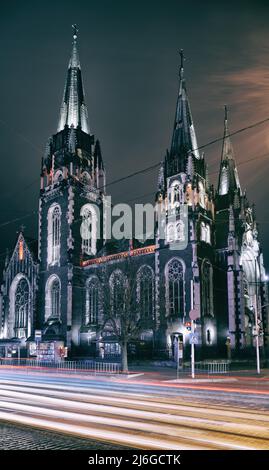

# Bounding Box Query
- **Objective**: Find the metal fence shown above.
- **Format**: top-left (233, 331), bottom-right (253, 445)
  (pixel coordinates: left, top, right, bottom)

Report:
top-left (188, 360), bottom-right (230, 375)
top-left (0, 358), bottom-right (121, 375)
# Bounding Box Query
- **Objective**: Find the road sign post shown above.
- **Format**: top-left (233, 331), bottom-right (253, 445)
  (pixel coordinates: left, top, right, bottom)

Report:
top-left (189, 303), bottom-right (200, 379)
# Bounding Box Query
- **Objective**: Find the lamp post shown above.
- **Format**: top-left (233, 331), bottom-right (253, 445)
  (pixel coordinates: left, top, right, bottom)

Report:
top-left (253, 289), bottom-right (260, 375)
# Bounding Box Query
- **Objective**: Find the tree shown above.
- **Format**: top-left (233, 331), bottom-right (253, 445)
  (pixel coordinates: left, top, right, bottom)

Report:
top-left (99, 261), bottom-right (143, 373)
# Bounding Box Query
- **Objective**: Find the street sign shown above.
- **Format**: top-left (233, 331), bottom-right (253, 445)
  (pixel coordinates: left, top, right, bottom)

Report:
top-left (34, 330), bottom-right (42, 342)
top-left (189, 309), bottom-right (200, 321)
top-left (252, 326), bottom-right (258, 336)
top-left (189, 333), bottom-right (199, 345)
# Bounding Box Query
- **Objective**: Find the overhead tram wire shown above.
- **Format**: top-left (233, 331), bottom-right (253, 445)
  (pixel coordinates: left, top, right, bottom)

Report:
top-left (1, 148), bottom-right (269, 236)
top-left (1, 114), bottom-right (269, 258)
top-left (1, 147), bottom-right (268, 235)
top-left (1, 112), bottom-right (269, 204)
top-left (208, 152), bottom-right (269, 177)
top-left (98, 114), bottom-right (269, 192)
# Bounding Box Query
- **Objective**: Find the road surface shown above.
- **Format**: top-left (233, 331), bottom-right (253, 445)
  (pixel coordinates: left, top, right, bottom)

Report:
top-left (0, 369), bottom-right (269, 450)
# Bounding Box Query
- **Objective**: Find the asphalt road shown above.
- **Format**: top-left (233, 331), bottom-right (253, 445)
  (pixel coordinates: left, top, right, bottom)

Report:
top-left (0, 369), bottom-right (269, 450)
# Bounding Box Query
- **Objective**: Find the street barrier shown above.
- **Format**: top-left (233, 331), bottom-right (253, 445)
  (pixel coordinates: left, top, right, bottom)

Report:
top-left (0, 358), bottom-right (121, 374)
top-left (184, 360), bottom-right (230, 375)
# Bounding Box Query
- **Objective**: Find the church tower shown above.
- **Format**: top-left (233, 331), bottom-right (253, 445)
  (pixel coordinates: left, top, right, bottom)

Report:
top-left (156, 52), bottom-right (216, 358)
top-left (38, 26), bottom-right (106, 352)
top-left (215, 107), bottom-right (268, 355)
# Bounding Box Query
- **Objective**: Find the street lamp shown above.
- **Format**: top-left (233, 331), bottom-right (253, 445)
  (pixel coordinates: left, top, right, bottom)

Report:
top-left (250, 300), bottom-right (261, 374)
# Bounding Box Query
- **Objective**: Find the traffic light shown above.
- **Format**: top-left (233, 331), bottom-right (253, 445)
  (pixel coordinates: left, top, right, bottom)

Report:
top-left (184, 321), bottom-right (191, 331)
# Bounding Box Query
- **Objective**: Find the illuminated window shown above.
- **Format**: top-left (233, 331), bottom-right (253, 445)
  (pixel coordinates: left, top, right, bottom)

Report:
top-left (166, 223), bottom-right (175, 243)
top-left (201, 260), bottom-right (213, 317)
top-left (85, 277), bottom-right (100, 324)
top-left (201, 222), bottom-right (211, 244)
top-left (166, 259), bottom-right (184, 317)
top-left (18, 240), bottom-right (24, 261)
top-left (47, 204), bottom-right (61, 265)
top-left (169, 180), bottom-right (183, 208)
top-left (14, 278), bottom-right (29, 338)
top-left (175, 220), bottom-right (185, 241)
top-left (219, 166), bottom-right (229, 195)
top-left (80, 204), bottom-right (97, 255)
top-left (51, 278), bottom-right (60, 318)
top-left (45, 275), bottom-right (61, 320)
top-left (198, 181), bottom-right (205, 208)
top-left (137, 266), bottom-right (154, 320)
top-left (109, 270), bottom-right (127, 316)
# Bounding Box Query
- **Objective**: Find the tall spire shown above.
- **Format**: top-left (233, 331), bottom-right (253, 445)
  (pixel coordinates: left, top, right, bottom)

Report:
top-left (170, 50), bottom-right (200, 162)
top-left (218, 106), bottom-right (241, 196)
top-left (57, 25), bottom-right (89, 134)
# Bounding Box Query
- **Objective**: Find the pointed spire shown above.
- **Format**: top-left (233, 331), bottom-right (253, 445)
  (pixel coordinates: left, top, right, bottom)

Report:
top-left (218, 106), bottom-right (241, 196)
top-left (94, 139), bottom-right (105, 170)
top-left (57, 25), bottom-right (89, 134)
top-left (170, 50), bottom-right (200, 162)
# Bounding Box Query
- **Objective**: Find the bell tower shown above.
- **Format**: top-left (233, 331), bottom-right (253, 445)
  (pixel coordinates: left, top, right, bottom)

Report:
top-left (155, 52), bottom-right (216, 357)
top-left (38, 26), bottom-right (106, 351)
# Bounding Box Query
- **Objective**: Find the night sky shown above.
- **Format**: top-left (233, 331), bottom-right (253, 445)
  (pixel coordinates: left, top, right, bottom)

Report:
top-left (1, 0), bottom-right (269, 270)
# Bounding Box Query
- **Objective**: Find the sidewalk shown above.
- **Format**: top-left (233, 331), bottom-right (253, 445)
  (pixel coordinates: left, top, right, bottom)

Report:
top-left (127, 363), bottom-right (269, 384)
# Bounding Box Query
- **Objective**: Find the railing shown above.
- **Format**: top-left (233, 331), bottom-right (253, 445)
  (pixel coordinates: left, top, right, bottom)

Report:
top-left (0, 358), bottom-right (121, 374)
top-left (197, 360), bottom-right (230, 375)
top-left (184, 360), bottom-right (230, 375)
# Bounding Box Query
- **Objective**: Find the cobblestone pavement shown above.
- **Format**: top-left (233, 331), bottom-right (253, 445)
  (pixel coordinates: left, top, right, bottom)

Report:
top-left (0, 421), bottom-right (128, 450)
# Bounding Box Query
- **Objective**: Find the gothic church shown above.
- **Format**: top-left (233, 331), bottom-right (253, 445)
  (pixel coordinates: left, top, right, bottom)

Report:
top-left (0, 30), bottom-right (268, 362)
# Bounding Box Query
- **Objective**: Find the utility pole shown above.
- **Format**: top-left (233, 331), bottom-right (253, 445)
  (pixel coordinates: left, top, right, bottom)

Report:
top-left (253, 291), bottom-right (261, 374)
top-left (254, 258), bottom-right (261, 374)
top-left (191, 319), bottom-right (195, 379)
top-left (190, 280), bottom-right (195, 379)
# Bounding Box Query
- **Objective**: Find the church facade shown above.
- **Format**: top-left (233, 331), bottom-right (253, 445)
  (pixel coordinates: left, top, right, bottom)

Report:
top-left (0, 32), bottom-right (268, 362)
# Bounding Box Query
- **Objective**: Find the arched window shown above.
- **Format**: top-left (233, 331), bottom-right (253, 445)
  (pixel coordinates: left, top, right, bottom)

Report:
top-left (198, 181), bottom-right (205, 208)
top-left (54, 170), bottom-right (63, 183)
top-left (166, 259), bottom-right (185, 317)
top-left (80, 172), bottom-right (91, 186)
top-left (80, 204), bottom-right (97, 255)
top-left (14, 278), bottom-right (29, 338)
top-left (137, 266), bottom-right (154, 320)
top-left (51, 278), bottom-right (60, 318)
top-left (166, 223), bottom-right (175, 243)
top-left (219, 166), bottom-right (229, 195)
top-left (47, 204), bottom-right (61, 265)
top-left (200, 222), bottom-right (211, 244)
top-left (45, 275), bottom-right (61, 320)
top-left (201, 260), bottom-right (213, 317)
top-left (174, 184), bottom-right (180, 203)
top-left (110, 270), bottom-right (127, 316)
top-left (85, 277), bottom-right (100, 324)
top-left (175, 220), bottom-right (185, 241)
top-left (170, 180), bottom-right (183, 207)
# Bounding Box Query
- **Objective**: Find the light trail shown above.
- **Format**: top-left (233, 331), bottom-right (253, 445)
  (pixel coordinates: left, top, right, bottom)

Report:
top-left (0, 374), bottom-right (269, 450)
